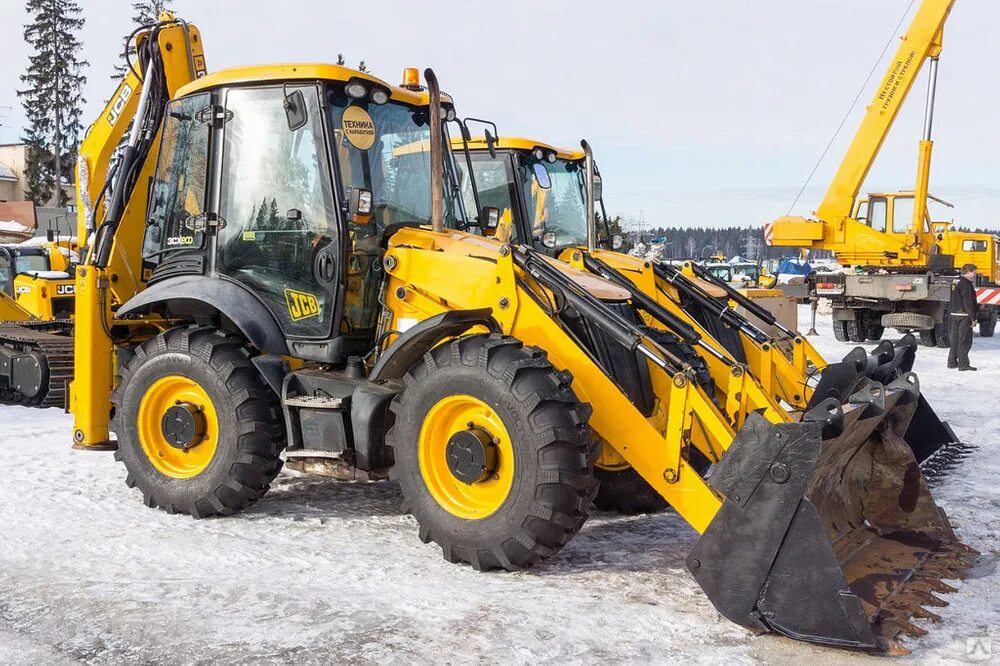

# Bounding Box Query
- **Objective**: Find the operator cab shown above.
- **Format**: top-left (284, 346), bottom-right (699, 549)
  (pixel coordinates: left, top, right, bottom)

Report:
top-left (0, 246), bottom-right (52, 296)
top-left (139, 64), bottom-right (467, 363)
top-left (452, 137), bottom-right (605, 256)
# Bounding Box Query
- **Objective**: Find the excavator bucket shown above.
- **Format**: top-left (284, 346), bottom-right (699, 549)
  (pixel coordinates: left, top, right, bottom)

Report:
top-left (689, 376), bottom-right (975, 654)
top-left (808, 336), bottom-right (972, 483)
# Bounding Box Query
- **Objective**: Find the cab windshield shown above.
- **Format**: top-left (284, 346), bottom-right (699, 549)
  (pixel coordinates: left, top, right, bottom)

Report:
top-left (329, 95), bottom-right (465, 232)
top-left (14, 253), bottom-right (50, 274)
top-left (517, 155), bottom-right (588, 248)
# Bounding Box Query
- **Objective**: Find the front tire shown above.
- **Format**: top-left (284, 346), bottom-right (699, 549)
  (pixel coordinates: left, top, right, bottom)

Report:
top-left (112, 326), bottom-right (285, 518)
top-left (387, 334), bottom-right (597, 571)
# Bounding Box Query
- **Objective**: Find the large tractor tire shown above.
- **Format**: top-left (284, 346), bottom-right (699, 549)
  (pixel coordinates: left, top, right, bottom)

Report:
top-left (112, 326), bottom-right (286, 518)
top-left (594, 461), bottom-right (667, 514)
top-left (387, 334), bottom-right (597, 571)
top-left (833, 319), bottom-right (850, 342)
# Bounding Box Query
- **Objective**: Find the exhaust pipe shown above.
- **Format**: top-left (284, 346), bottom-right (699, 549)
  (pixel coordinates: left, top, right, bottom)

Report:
top-left (424, 68), bottom-right (444, 233)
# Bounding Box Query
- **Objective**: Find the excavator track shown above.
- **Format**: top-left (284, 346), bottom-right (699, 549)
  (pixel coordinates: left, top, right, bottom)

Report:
top-left (0, 320), bottom-right (74, 409)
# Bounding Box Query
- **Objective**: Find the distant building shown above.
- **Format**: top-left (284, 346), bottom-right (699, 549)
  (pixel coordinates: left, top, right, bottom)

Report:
top-left (0, 143), bottom-right (74, 208)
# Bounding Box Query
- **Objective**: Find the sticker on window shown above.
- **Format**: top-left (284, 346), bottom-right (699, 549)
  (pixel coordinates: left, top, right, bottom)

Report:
top-left (342, 106), bottom-right (376, 150)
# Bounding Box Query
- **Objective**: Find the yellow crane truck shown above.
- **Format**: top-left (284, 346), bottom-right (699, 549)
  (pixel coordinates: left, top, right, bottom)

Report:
top-left (6, 13), bottom-right (973, 655)
top-left (768, 0), bottom-right (1000, 346)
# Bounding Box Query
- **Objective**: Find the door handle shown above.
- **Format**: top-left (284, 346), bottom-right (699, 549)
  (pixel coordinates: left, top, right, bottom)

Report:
top-left (314, 246), bottom-right (338, 285)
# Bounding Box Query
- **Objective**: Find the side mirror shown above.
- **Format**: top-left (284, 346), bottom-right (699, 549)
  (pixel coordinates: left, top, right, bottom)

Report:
top-left (593, 173), bottom-right (603, 202)
top-left (349, 188), bottom-right (373, 223)
top-left (283, 89), bottom-right (308, 131)
top-left (480, 207), bottom-right (500, 236)
top-left (611, 234), bottom-right (623, 250)
top-left (484, 128), bottom-right (497, 159)
top-left (532, 163), bottom-right (551, 190)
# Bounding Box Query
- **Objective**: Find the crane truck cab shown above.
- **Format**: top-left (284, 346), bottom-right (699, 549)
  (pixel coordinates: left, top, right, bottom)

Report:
top-left (810, 190), bottom-right (1000, 344)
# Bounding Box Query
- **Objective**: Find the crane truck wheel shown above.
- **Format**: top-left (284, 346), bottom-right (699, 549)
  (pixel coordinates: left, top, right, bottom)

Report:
top-left (833, 319), bottom-right (850, 342)
top-left (845, 319), bottom-right (867, 343)
top-left (387, 334), bottom-right (597, 571)
top-left (111, 326), bottom-right (285, 518)
top-left (980, 310), bottom-right (997, 337)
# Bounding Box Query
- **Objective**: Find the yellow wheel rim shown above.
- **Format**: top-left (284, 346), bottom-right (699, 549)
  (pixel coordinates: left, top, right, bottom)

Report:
top-left (418, 394), bottom-right (515, 520)
top-left (595, 440), bottom-right (630, 472)
top-left (137, 375), bottom-right (219, 479)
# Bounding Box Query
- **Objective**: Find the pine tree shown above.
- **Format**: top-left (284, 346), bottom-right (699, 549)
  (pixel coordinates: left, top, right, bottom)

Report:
top-left (111, 1), bottom-right (174, 82)
top-left (18, 0), bottom-right (89, 207)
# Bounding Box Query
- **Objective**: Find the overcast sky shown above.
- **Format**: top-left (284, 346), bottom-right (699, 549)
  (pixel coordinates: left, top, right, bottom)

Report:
top-left (1, 0), bottom-right (997, 229)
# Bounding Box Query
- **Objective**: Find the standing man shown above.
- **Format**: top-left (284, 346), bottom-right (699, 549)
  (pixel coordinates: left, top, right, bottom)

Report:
top-left (948, 263), bottom-right (979, 371)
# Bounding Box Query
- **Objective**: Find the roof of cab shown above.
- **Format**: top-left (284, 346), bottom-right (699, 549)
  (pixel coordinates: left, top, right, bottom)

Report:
top-left (452, 136), bottom-right (585, 161)
top-left (175, 63), bottom-right (453, 107)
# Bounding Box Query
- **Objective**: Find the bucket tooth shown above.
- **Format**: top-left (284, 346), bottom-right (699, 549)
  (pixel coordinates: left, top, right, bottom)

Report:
top-left (910, 606), bottom-right (943, 623)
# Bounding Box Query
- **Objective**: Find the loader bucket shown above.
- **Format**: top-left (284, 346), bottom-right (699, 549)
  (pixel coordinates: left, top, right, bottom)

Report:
top-left (807, 338), bottom-right (970, 479)
top-left (688, 375), bottom-right (975, 654)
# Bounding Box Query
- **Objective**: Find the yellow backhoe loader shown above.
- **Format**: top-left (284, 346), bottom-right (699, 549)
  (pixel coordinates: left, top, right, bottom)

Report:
top-left (36, 13), bottom-right (974, 654)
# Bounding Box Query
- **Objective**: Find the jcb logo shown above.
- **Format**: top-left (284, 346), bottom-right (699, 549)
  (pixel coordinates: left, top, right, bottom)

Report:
top-left (56, 284), bottom-right (75, 295)
top-left (107, 82), bottom-right (134, 126)
top-left (284, 289), bottom-right (320, 321)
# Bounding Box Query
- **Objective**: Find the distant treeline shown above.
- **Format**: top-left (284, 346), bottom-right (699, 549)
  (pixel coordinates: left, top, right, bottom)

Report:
top-left (623, 225), bottom-right (832, 261)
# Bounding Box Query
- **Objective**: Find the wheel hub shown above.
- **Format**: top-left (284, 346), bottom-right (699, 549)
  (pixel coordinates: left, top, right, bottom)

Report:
top-left (161, 402), bottom-right (206, 450)
top-left (445, 427), bottom-right (497, 484)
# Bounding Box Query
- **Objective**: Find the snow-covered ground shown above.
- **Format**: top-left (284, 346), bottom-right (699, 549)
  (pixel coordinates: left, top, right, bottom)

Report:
top-left (0, 306), bottom-right (997, 664)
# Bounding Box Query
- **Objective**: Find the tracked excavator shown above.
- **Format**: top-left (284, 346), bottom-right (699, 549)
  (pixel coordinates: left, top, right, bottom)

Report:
top-left (39, 13), bottom-right (974, 654)
top-left (448, 133), bottom-right (970, 498)
top-left (0, 241), bottom-right (77, 407)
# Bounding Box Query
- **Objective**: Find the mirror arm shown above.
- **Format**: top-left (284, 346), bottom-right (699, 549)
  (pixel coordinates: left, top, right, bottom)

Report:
top-left (454, 117), bottom-right (484, 228)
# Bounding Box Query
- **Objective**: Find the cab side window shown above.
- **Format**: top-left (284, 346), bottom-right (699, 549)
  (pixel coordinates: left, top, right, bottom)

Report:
top-left (459, 152), bottom-right (518, 239)
top-left (142, 93), bottom-right (211, 257)
top-left (868, 198), bottom-right (887, 233)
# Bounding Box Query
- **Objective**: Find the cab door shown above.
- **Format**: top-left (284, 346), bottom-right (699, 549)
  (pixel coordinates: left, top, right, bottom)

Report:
top-left (215, 84), bottom-right (340, 340)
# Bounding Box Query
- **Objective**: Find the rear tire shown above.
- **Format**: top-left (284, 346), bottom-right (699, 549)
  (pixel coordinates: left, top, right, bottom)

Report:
top-left (846, 319), bottom-right (867, 343)
top-left (112, 326), bottom-right (285, 518)
top-left (980, 310), bottom-right (997, 337)
top-left (594, 467), bottom-right (667, 514)
top-left (919, 328), bottom-right (937, 347)
top-left (833, 319), bottom-right (850, 342)
top-left (934, 321), bottom-right (950, 348)
top-left (864, 311), bottom-right (884, 341)
top-left (387, 334), bottom-right (597, 571)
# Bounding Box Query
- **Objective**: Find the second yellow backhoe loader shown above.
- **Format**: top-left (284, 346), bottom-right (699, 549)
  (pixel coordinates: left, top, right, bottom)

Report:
top-left (448, 133), bottom-right (970, 500)
top-left (37, 13), bottom-right (974, 655)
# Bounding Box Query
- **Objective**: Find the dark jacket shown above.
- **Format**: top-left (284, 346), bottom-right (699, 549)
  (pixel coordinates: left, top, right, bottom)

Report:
top-left (950, 276), bottom-right (979, 318)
